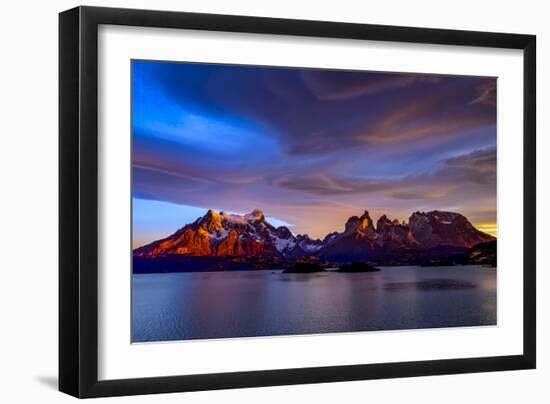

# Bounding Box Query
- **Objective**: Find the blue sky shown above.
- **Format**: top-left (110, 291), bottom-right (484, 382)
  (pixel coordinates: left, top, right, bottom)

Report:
top-left (132, 60), bottom-right (497, 247)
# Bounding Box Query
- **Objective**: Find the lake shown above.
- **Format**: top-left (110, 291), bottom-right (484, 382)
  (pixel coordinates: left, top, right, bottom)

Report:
top-left (132, 265), bottom-right (496, 343)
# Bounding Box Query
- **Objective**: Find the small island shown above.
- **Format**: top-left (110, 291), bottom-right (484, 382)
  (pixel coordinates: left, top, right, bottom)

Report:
top-left (282, 262), bottom-right (326, 273)
top-left (420, 257), bottom-right (457, 267)
top-left (337, 262), bottom-right (380, 272)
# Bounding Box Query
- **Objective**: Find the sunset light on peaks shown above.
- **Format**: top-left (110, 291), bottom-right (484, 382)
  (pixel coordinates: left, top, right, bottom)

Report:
top-left (132, 60), bottom-right (496, 247)
top-left (131, 59), bottom-right (499, 344)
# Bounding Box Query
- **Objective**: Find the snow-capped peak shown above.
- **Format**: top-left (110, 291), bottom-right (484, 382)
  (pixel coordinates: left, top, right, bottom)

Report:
top-left (219, 211), bottom-right (249, 225)
top-left (244, 209), bottom-right (265, 222)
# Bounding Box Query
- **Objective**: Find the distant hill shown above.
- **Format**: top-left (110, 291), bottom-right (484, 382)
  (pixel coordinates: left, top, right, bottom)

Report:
top-left (463, 240), bottom-right (497, 266)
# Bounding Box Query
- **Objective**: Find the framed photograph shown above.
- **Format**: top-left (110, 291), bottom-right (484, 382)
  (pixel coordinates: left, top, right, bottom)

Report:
top-left (59, 6), bottom-right (536, 398)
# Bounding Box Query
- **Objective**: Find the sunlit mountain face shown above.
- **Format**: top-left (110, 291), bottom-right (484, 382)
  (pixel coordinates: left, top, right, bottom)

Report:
top-left (132, 60), bottom-right (496, 248)
top-left (133, 208), bottom-right (495, 260)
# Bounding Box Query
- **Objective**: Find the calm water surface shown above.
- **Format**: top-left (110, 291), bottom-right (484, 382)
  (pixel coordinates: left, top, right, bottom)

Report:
top-left (132, 266), bottom-right (496, 342)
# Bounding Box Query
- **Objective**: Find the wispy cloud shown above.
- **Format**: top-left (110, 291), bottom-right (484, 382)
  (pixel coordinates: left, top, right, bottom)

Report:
top-left (132, 61), bottom-right (496, 241)
top-left (300, 70), bottom-right (440, 100)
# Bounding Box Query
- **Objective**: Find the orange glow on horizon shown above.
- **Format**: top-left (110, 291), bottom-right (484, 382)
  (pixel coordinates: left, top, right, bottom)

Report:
top-left (474, 222), bottom-right (497, 237)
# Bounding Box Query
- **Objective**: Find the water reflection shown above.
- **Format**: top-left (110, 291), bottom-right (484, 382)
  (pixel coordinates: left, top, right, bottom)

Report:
top-left (384, 279), bottom-right (477, 291)
top-left (132, 265), bottom-right (497, 342)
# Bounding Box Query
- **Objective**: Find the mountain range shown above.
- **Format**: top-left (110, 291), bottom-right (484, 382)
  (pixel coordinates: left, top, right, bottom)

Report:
top-left (133, 208), bottom-right (495, 269)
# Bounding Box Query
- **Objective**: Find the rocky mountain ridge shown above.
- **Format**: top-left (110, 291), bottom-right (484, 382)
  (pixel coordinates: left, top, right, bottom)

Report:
top-left (133, 208), bottom-right (495, 264)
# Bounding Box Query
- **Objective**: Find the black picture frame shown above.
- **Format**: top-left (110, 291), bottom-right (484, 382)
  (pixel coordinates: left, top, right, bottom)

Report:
top-left (59, 6), bottom-right (536, 398)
